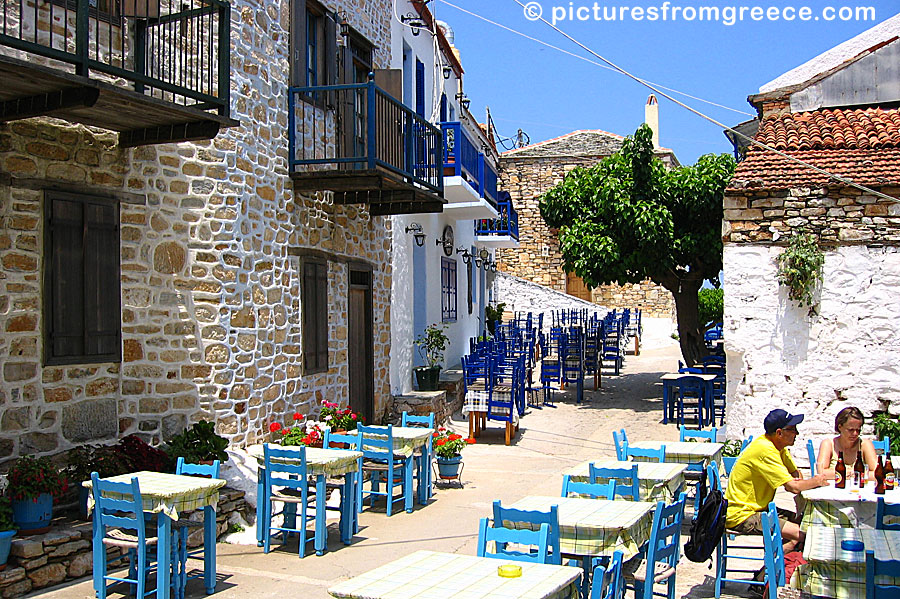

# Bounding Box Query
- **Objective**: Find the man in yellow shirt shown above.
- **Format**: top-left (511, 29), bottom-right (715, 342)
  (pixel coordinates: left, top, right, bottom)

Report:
top-left (725, 409), bottom-right (828, 552)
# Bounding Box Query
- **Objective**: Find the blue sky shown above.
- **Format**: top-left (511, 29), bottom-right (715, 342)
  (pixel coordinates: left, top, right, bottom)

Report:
top-left (432, 1), bottom-right (898, 165)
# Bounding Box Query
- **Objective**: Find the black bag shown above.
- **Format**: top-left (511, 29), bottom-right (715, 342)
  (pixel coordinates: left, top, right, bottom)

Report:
top-left (684, 469), bottom-right (728, 563)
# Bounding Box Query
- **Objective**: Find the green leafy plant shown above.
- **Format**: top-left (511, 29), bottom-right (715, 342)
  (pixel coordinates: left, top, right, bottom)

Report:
top-left (698, 288), bottom-right (724, 329)
top-left (484, 302), bottom-right (506, 336)
top-left (164, 420), bottom-right (229, 465)
top-left (0, 496), bottom-right (15, 532)
top-left (873, 412), bottom-right (900, 455)
top-left (776, 232), bottom-right (824, 315)
top-left (7, 456), bottom-right (68, 501)
top-left (432, 427), bottom-right (475, 459)
top-left (721, 439), bottom-right (745, 458)
top-left (66, 444), bottom-right (131, 485)
top-left (268, 413), bottom-right (325, 447)
top-left (319, 400), bottom-right (363, 431)
top-left (415, 323), bottom-right (449, 369)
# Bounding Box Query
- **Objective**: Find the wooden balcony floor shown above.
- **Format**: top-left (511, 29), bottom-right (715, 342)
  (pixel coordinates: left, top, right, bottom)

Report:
top-left (0, 54), bottom-right (238, 146)
top-left (291, 168), bottom-right (446, 216)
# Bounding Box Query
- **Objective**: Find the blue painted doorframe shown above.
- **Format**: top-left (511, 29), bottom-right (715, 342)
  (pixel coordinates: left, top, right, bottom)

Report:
top-left (412, 243), bottom-right (426, 368)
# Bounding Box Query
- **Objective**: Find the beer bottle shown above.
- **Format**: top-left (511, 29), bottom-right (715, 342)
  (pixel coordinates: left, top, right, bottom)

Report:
top-left (887, 450), bottom-right (896, 491)
top-left (875, 455), bottom-right (886, 495)
top-left (835, 451), bottom-right (846, 489)
top-left (855, 454), bottom-right (866, 489)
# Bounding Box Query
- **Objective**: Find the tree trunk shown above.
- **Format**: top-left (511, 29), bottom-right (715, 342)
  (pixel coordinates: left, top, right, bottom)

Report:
top-left (671, 282), bottom-right (705, 366)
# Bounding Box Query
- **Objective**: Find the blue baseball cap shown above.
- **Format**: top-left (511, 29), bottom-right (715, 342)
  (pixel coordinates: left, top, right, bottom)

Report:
top-left (764, 409), bottom-right (804, 434)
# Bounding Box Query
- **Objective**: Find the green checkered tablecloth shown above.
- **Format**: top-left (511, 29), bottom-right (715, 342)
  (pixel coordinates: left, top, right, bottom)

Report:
top-left (799, 485), bottom-right (900, 530)
top-left (563, 460), bottom-right (687, 502)
top-left (348, 426), bottom-right (432, 458)
top-left (627, 441), bottom-right (724, 471)
top-left (505, 496), bottom-right (656, 560)
top-left (800, 526), bottom-right (900, 598)
top-left (247, 444), bottom-right (363, 476)
top-left (328, 550), bottom-right (581, 599)
top-left (463, 389), bottom-right (520, 425)
top-left (83, 471), bottom-right (225, 521)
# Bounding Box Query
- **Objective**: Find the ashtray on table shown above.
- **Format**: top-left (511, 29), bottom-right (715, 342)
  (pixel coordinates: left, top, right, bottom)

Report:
top-left (841, 540), bottom-right (864, 552)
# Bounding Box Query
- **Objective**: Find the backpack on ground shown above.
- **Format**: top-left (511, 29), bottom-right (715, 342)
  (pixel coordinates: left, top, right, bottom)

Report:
top-left (684, 469), bottom-right (728, 563)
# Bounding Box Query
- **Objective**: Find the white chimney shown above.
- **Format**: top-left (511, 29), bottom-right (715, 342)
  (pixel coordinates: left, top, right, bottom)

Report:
top-left (645, 95), bottom-right (659, 149)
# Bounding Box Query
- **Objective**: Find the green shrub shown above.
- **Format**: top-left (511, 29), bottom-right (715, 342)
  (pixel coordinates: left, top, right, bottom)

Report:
top-left (164, 420), bottom-right (229, 465)
top-left (698, 287), bottom-right (723, 328)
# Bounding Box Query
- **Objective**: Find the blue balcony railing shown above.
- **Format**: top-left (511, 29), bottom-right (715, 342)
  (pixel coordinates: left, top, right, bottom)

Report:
top-left (441, 121), bottom-right (501, 208)
top-left (289, 77), bottom-right (443, 194)
top-left (483, 161), bottom-right (498, 205)
top-left (474, 194), bottom-right (518, 240)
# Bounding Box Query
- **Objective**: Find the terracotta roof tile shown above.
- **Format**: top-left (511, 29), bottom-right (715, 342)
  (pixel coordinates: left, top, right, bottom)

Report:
top-left (728, 147), bottom-right (900, 190)
top-left (757, 107), bottom-right (900, 151)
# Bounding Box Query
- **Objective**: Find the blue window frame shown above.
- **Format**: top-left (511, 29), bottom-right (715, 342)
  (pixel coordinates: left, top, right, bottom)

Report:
top-left (441, 257), bottom-right (457, 322)
top-left (415, 59), bottom-right (425, 117)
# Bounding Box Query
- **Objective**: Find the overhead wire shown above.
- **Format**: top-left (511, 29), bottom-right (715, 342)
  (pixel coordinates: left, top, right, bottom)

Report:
top-left (499, 0), bottom-right (898, 202)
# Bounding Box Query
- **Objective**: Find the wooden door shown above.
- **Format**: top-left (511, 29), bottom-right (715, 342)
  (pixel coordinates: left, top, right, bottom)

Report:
top-left (566, 272), bottom-right (592, 302)
top-left (348, 269), bottom-right (374, 424)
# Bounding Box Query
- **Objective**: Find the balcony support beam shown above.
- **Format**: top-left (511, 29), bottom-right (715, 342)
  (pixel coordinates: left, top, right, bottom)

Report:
top-left (118, 121), bottom-right (222, 148)
top-left (0, 87), bottom-right (100, 122)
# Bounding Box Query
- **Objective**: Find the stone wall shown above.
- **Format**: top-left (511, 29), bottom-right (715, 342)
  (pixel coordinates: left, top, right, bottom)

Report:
top-left (0, 487), bottom-right (249, 599)
top-left (0, 0), bottom-right (394, 464)
top-left (722, 183), bottom-right (900, 444)
top-left (497, 154), bottom-right (675, 318)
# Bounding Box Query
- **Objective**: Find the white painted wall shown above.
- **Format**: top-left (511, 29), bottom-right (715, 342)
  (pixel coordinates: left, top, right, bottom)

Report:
top-left (723, 244), bottom-right (900, 453)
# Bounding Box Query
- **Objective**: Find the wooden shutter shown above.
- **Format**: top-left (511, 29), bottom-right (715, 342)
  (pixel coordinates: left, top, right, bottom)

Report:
top-left (415, 59), bottom-right (425, 117)
top-left (48, 198), bottom-right (85, 360)
top-left (83, 202), bottom-right (120, 358)
top-left (303, 260), bottom-right (328, 373)
top-left (290, 0), bottom-right (307, 86)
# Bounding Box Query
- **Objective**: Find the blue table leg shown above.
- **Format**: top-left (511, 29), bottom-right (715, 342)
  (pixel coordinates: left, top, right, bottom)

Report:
top-left (157, 513), bottom-right (172, 599)
top-left (662, 381), bottom-right (670, 424)
top-left (577, 375), bottom-right (584, 404)
top-left (340, 473), bottom-right (354, 544)
top-left (256, 467), bottom-right (265, 547)
top-left (315, 474), bottom-right (327, 556)
top-left (404, 457), bottom-right (414, 513)
top-left (203, 505), bottom-right (216, 594)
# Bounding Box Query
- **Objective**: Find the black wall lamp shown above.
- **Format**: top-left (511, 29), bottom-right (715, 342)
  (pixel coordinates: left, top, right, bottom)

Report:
top-left (455, 92), bottom-right (470, 110)
top-left (442, 65), bottom-right (452, 79)
top-left (456, 247), bottom-right (472, 265)
top-left (400, 13), bottom-right (427, 35)
top-left (405, 222), bottom-right (426, 247)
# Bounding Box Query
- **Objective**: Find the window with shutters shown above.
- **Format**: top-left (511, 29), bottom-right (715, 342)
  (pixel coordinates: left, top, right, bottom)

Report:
top-left (441, 257), bottom-right (457, 322)
top-left (302, 259), bottom-right (329, 374)
top-left (43, 192), bottom-right (121, 365)
top-left (292, 0), bottom-right (337, 104)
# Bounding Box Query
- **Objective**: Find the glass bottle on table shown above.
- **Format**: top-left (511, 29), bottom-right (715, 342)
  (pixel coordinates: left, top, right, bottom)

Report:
top-left (855, 454), bottom-right (866, 489)
top-left (835, 452), bottom-right (846, 489)
top-left (875, 455), bottom-right (886, 495)
top-left (887, 450), bottom-right (896, 491)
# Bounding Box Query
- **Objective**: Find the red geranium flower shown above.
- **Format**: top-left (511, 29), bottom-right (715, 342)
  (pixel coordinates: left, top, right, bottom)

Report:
top-left (269, 422), bottom-right (282, 432)
top-left (448, 434), bottom-right (462, 441)
top-left (293, 412), bottom-right (303, 421)
top-left (435, 439), bottom-right (447, 446)
top-left (466, 438), bottom-right (476, 444)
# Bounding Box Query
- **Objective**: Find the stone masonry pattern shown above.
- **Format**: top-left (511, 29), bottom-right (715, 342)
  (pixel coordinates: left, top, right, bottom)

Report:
top-left (0, 0), bottom-right (393, 464)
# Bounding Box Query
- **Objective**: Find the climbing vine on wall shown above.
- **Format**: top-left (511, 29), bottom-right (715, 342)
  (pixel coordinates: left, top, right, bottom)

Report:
top-left (775, 232), bottom-right (824, 315)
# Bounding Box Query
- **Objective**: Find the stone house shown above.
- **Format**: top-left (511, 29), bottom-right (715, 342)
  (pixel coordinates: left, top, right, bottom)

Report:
top-left (0, 0), bottom-right (437, 464)
top-left (497, 102), bottom-right (679, 327)
top-left (722, 13), bottom-right (900, 444)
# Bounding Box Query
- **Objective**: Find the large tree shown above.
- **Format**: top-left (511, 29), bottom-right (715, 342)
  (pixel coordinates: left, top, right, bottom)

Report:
top-left (538, 125), bottom-right (735, 365)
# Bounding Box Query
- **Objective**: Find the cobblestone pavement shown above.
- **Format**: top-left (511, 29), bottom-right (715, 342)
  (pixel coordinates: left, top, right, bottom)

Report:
top-left (41, 343), bottom-right (772, 599)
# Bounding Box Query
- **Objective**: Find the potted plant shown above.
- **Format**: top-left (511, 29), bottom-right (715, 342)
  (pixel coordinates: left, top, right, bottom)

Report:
top-left (0, 496), bottom-right (15, 571)
top-left (485, 302), bottom-right (506, 336)
top-left (414, 323), bottom-right (449, 391)
top-left (163, 420), bottom-right (229, 467)
top-left (432, 427), bottom-right (474, 480)
top-left (319, 401), bottom-right (362, 432)
top-left (66, 444), bottom-right (130, 520)
top-left (7, 456), bottom-right (68, 534)
top-left (269, 414), bottom-right (325, 448)
top-left (113, 434), bottom-right (169, 473)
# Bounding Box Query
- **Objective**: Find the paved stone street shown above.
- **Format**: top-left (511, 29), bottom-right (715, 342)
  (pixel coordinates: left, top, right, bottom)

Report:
top-left (37, 343), bottom-right (763, 599)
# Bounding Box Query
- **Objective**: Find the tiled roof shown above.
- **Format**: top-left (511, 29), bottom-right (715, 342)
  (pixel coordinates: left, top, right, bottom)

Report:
top-left (757, 107), bottom-right (900, 151)
top-left (729, 107), bottom-right (900, 190)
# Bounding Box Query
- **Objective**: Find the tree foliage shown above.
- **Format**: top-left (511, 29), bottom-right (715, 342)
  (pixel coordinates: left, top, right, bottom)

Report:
top-left (698, 288), bottom-right (724, 329)
top-left (539, 125), bottom-right (736, 364)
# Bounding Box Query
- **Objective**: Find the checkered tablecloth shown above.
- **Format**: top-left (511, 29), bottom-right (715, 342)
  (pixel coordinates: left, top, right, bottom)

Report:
top-left (348, 426), bottom-right (432, 458)
top-left (504, 496), bottom-right (656, 559)
top-left (563, 460), bottom-right (687, 502)
top-left (246, 444), bottom-right (363, 476)
top-left (83, 471), bottom-right (225, 521)
top-left (800, 526), bottom-right (900, 598)
top-left (462, 389), bottom-right (520, 425)
top-left (628, 441), bottom-right (724, 471)
top-left (799, 485), bottom-right (900, 530)
top-left (328, 550), bottom-right (581, 599)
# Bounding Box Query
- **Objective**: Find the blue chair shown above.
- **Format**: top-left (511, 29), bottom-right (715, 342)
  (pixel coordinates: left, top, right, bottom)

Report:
top-left (673, 376), bottom-right (706, 427)
top-left (358, 424), bottom-right (414, 516)
top-left (873, 437), bottom-right (891, 455)
top-left (261, 445), bottom-right (316, 557)
top-left (876, 497), bottom-right (900, 531)
top-left (172, 458), bottom-right (220, 599)
top-left (562, 476), bottom-right (617, 499)
top-left (589, 463), bottom-right (640, 501)
top-left (715, 501), bottom-right (785, 599)
top-left (807, 439), bottom-right (818, 476)
top-left (680, 426), bottom-right (717, 443)
top-left (633, 493), bottom-right (687, 599)
top-left (680, 427), bottom-right (717, 513)
top-left (401, 411), bottom-right (435, 504)
top-left (866, 548), bottom-right (900, 598)
top-left (90, 473), bottom-right (184, 599)
top-left (321, 428), bottom-right (362, 535)
top-left (492, 500), bottom-right (561, 565)
top-left (590, 550), bottom-right (624, 599)
top-left (477, 518), bottom-right (552, 564)
top-left (626, 445), bottom-right (666, 463)
top-left (613, 429), bottom-right (628, 461)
